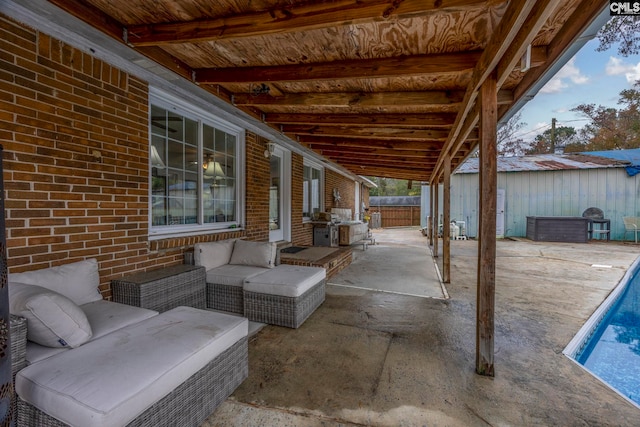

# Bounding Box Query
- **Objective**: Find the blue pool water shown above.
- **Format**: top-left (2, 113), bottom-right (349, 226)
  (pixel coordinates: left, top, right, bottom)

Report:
top-left (575, 261), bottom-right (640, 406)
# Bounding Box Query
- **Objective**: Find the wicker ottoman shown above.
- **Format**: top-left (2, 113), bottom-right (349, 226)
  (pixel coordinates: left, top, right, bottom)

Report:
top-left (243, 264), bottom-right (326, 328)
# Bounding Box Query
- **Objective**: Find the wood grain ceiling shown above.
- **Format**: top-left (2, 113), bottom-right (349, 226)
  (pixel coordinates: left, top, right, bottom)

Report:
top-left (46, 0), bottom-right (607, 182)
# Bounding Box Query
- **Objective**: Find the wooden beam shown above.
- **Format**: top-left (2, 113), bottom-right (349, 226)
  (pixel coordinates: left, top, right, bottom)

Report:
top-left (432, 0), bottom-right (560, 181)
top-left (514, 1), bottom-right (606, 104)
top-left (433, 182), bottom-right (439, 258)
top-left (125, 0), bottom-right (490, 46)
top-left (476, 72), bottom-right (497, 377)
top-left (443, 154), bottom-right (451, 283)
top-left (429, 193), bottom-right (434, 247)
top-left (298, 136), bottom-right (444, 151)
top-left (311, 147), bottom-right (441, 158)
top-left (495, 0), bottom-right (561, 88)
top-left (48, 0), bottom-right (124, 40)
top-left (284, 125), bottom-right (452, 141)
top-left (430, 0), bottom-right (538, 184)
top-left (232, 91), bottom-right (466, 108)
top-left (265, 113), bottom-right (457, 128)
top-left (321, 155), bottom-right (435, 168)
top-left (329, 157), bottom-right (434, 168)
top-left (196, 51), bottom-right (480, 83)
top-left (356, 171), bottom-right (430, 181)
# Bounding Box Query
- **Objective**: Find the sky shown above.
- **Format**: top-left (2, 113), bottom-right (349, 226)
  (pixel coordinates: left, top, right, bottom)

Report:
top-left (515, 37), bottom-right (640, 143)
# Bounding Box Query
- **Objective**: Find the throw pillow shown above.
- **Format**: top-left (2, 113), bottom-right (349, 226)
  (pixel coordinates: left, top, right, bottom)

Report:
top-left (194, 239), bottom-right (236, 270)
top-left (8, 258), bottom-right (102, 306)
top-left (9, 283), bottom-right (93, 348)
top-left (229, 239), bottom-right (276, 268)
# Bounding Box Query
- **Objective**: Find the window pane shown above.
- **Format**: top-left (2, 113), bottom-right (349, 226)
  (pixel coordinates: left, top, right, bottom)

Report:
top-left (150, 100), bottom-right (239, 232)
top-left (150, 106), bottom-right (167, 137)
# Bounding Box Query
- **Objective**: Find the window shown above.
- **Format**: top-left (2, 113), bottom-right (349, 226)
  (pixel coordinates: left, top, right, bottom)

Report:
top-left (303, 160), bottom-right (323, 219)
top-left (149, 90), bottom-right (244, 238)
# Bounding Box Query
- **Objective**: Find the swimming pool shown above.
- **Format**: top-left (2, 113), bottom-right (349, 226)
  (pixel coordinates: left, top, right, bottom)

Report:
top-left (564, 257), bottom-right (640, 408)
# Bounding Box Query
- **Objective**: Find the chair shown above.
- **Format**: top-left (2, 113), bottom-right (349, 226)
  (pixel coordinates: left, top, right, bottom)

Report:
top-left (582, 207), bottom-right (610, 241)
top-left (623, 217), bottom-right (640, 243)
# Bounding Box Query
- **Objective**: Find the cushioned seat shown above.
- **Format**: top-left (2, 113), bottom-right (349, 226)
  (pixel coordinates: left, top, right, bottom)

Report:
top-left (26, 300), bottom-right (158, 364)
top-left (16, 306), bottom-right (248, 427)
top-left (195, 239), bottom-right (277, 314)
top-left (205, 264), bottom-right (269, 313)
top-left (243, 264), bottom-right (326, 328)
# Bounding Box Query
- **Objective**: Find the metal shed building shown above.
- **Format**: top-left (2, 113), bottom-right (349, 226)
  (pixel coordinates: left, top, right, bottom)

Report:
top-left (422, 149), bottom-right (640, 241)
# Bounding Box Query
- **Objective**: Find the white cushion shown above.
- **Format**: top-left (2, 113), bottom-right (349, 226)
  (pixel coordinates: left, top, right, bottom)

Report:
top-left (80, 300), bottom-right (158, 340)
top-left (25, 300), bottom-right (159, 364)
top-left (243, 265), bottom-right (326, 297)
top-left (16, 306), bottom-right (248, 427)
top-left (194, 239), bottom-right (236, 271)
top-left (229, 239), bottom-right (277, 268)
top-left (9, 283), bottom-right (92, 348)
top-left (205, 264), bottom-right (269, 287)
top-left (8, 258), bottom-right (102, 305)
top-left (25, 342), bottom-right (67, 365)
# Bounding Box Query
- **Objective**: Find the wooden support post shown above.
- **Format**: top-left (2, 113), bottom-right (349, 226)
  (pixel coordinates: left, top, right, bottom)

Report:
top-left (429, 183), bottom-right (435, 246)
top-left (443, 155), bottom-right (451, 283)
top-left (433, 181), bottom-right (439, 257)
top-left (476, 72), bottom-right (497, 376)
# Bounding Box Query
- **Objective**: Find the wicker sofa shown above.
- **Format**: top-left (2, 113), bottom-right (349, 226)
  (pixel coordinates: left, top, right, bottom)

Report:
top-left (8, 258), bottom-right (248, 427)
top-left (194, 239), bottom-right (326, 327)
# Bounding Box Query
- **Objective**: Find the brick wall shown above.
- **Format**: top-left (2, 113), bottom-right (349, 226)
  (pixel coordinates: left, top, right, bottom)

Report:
top-left (0, 15), bottom-right (267, 296)
top-left (245, 133), bottom-right (270, 242)
top-left (0, 14), bottom-right (365, 298)
top-left (291, 152), bottom-right (313, 246)
top-left (325, 169), bottom-right (357, 217)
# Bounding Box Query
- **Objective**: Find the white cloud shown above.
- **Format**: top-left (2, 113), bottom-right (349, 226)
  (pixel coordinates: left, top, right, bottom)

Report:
top-left (605, 56), bottom-right (640, 83)
top-left (540, 58), bottom-right (588, 94)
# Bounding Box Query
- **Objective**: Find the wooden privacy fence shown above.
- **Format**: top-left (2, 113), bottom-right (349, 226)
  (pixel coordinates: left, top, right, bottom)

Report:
top-left (368, 206), bottom-right (421, 228)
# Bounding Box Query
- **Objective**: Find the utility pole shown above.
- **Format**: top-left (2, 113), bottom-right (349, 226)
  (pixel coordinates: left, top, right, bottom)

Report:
top-left (550, 117), bottom-right (556, 153)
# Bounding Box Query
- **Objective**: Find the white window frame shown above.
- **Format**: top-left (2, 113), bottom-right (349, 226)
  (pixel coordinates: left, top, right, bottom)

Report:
top-left (148, 88), bottom-right (245, 240)
top-left (302, 158), bottom-right (324, 221)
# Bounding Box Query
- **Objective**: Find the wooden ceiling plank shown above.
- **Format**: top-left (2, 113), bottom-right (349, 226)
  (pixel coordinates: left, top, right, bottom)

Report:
top-left (334, 161), bottom-right (433, 169)
top-left (314, 147), bottom-right (441, 157)
top-left (232, 91), bottom-right (466, 107)
top-left (196, 51), bottom-right (481, 83)
top-left (126, 0), bottom-right (492, 46)
top-left (283, 125), bottom-right (452, 140)
top-left (264, 113), bottom-right (457, 128)
top-left (324, 154), bottom-right (436, 164)
top-left (299, 136), bottom-right (445, 150)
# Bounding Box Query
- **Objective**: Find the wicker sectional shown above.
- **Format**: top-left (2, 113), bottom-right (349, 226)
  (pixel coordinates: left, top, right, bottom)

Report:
top-left (207, 282), bottom-right (244, 314)
top-left (15, 336), bottom-right (248, 427)
top-left (196, 240), bottom-right (327, 327)
top-left (8, 259), bottom-right (249, 427)
top-left (244, 279), bottom-right (326, 328)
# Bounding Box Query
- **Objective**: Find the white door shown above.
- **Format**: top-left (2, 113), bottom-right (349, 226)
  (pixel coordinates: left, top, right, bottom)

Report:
top-left (496, 188), bottom-right (505, 237)
top-left (269, 146), bottom-right (290, 242)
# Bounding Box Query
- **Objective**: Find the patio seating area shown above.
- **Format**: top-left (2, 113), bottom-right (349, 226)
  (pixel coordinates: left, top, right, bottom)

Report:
top-left (204, 228), bottom-right (640, 426)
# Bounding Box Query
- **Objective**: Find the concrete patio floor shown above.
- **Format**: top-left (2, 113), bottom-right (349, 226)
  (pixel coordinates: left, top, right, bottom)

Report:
top-left (205, 228), bottom-right (640, 426)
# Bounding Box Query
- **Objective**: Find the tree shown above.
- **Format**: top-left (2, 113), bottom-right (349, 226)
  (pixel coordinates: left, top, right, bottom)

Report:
top-left (596, 16), bottom-right (640, 57)
top-left (497, 112), bottom-right (528, 156)
top-left (526, 125), bottom-right (579, 154)
top-left (571, 80), bottom-right (640, 151)
top-left (367, 177), bottom-right (421, 196)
